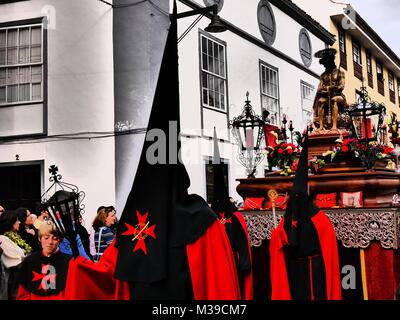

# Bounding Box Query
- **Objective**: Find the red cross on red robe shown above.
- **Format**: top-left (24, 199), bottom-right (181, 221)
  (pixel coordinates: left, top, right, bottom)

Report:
top-left (218, 212), bottom-right (232, 225)
top-left (121, 210), bottom-right (157, 255)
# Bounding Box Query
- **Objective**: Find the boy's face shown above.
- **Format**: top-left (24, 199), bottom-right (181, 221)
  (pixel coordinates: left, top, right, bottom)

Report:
top-left (40, 234), bottom-right (60, 256)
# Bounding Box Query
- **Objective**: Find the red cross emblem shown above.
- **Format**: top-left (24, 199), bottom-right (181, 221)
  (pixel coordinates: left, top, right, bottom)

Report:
top-left (219, 212), bottom-right (232, 225)
top-left (32, 264), bottom-right (57, 291)
top-left (121, 210), bottom-right (156, 255)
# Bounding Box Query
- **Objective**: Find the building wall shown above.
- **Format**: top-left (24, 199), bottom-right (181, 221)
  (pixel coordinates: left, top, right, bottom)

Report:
top-left (291, 0), bottom-right (342, 29)
top-left (0, 0), bottom-right (115, 225)
top-left (113, 0), bottom-right (170, 214)
top-left (292, 0), bottom-right (400, 114)
top-left (177, 0), bottom-right (327, 200)
top-left (214, 0), bottom-right (326, 72)
top-left (330, 20), bottom-right (400, 112)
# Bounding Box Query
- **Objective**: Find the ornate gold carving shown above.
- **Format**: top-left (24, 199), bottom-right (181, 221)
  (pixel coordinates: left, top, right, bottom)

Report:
top-left (242, 208), bottom-right (400, 249)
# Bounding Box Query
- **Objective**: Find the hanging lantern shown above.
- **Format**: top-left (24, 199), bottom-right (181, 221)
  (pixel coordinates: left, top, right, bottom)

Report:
top-left (41, 165), bottom-right (85, 258)
top-left (347, 87), bottom-right (386, 142)
top-left (230, 92), bottom-right (265, 178)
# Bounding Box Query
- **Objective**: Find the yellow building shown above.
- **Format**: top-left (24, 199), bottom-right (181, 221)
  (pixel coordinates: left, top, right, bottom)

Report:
top-left (330, 7), bottom-right (400, 114)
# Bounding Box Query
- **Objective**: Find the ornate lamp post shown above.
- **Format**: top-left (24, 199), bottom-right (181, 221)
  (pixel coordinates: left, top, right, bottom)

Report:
top-left (281, 114), bottom-right (288, 142)
top-left (347, 87), bottom-right (386, 143)
top-left (41, 165), bottom-right (85, 258)
top-left (289, 120), bottom-right (294, 143)
top-left (230, 92), bottom-right (265, 178)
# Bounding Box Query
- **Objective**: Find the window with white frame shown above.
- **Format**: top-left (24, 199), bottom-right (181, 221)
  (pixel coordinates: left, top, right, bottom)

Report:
top-left (352, 40), bottom-right (361, 65)
top-left (200, 34), bottom-right (226, 111)
top-left (376, 61), bottom-right (383, 81)
top-left (260, 62), bottom-right (279, 125)
top-left (301, 81), bottom-right (314, 125)
top-left (398, 78), bottom-right (400, 97)
top-left (0, 24), bottom-right (43, 105)
top-left (205, 158), bottom-right (228, 205)
top-left (338, 29), bottom-right (346, 53)
top-left (388, 72), bottom-right (394, 91)
top-left (299, 28), bottom-right (312, 67)
top-left (366, 51), bottom-right (372, 74)
top-left (257, 0), bottom-right (276, 46)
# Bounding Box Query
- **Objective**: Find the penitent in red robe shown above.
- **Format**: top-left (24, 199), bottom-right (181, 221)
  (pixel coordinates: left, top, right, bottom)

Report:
top-left (64, 219), bottom-right (241, 300)
top-left (270, 210), bottom-right (342, 300)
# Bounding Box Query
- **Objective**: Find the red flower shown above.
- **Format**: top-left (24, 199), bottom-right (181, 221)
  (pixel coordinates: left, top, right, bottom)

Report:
top-left (342, 145), bottom-right (349, 153)
top-left (278, 148), bottom-right (284, 154)
top-left (287, 148), bottom-right (293, 154)
top-left (383, 146), bottom-right (394, 154)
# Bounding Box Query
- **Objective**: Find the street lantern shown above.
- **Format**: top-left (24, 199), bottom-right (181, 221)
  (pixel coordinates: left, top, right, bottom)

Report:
top-left (230, 92), bottom-right (265, 178)
top-left (41, 165), bottom-right (85, 258)
top-left (176, 4), bottom-right (227, 33)
top-left (46, 190), bottom-right (80, 257)
top-left (347, 87), bottom-right (386, 142)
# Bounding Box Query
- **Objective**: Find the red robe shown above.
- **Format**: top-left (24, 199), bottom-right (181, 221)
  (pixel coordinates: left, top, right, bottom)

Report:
top-left (17, 285), bottom-right (65, 300)
top-left (64, 220), bottom-right (241, 300)
top-left (64, 240), bottom-right (130, 300)
top-left (270, 210), bottom-right (341, 300)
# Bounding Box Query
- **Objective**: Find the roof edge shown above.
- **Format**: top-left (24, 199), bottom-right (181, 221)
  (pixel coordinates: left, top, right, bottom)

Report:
top-left (352, 9), bottom-right (400, 69)
top-left (268, 0), bottom-right (335, 45)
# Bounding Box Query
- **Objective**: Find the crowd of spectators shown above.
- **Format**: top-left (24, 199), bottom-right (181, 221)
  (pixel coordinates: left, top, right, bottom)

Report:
top-left (0, 203), bottom-right (117, 300)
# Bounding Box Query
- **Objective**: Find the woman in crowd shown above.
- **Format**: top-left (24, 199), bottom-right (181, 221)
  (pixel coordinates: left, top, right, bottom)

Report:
top-left (90, 206), bottom-right (117, 262)
top-left (0, 210), bottom-right (30, 299)
top-left (16, 207), bottom-right (40, 252)
top-left (58, 209), bottom-right (91, 260)
top-left (16, 221), bottom-right (72, 300)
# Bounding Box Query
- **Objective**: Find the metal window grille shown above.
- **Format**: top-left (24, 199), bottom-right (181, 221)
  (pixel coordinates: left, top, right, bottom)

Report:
top-left (0, 24), bottom-right (43, 105)
top-left (200, 34), bottom-right (226, 111)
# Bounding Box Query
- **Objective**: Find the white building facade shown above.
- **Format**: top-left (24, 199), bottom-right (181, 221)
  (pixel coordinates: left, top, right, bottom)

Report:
top-left (177, 0), bottom-right (335, 203)
top-left (0, 0), bottom-right (335, 223)
top-left (0, 0), bottom-right (170, 225)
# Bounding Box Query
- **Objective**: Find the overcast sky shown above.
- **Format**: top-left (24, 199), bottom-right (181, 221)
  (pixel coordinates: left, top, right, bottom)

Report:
top-left (348, 0), bottom-right (400, 57)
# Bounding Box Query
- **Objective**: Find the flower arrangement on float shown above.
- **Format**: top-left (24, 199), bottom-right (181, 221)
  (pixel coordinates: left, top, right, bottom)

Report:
top-left (265, 142), bottom-right (326, 176)
top-left (266, 142), bottom-right (299, 175)
top-left (323, 137), bottom-right (393, 170)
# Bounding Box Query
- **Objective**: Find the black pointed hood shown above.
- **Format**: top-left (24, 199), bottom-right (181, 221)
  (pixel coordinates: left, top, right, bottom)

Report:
top-left (211, 128), bottom-right (236, 217)
top-left (292, 130), bottom-right (309, 197)
top-left (114, 1), bottom-right (216, 284)
top-left (283, 130), bottom-right (319, 247)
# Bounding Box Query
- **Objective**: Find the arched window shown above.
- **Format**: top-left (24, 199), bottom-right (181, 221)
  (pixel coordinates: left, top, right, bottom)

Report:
top-left (299, 28), bottom-right (312, 67)
top-left (257, 1), bottom-right (276, 46)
